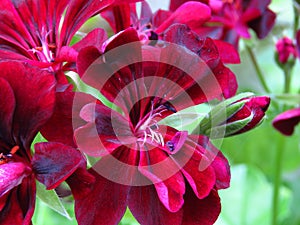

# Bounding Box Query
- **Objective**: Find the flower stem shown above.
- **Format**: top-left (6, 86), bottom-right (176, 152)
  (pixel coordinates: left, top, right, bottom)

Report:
top-left (246, 46), bottom-right (271, 93)
top-left (272, 134), bottom-right (285, 225)
top-left (283, 67), bottom-right (292, 93)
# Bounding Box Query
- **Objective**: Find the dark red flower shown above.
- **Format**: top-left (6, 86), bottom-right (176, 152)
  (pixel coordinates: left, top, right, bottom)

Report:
top-left (101, 1), bottom-right (240, 64)
top-left (0, 0), bottom-right (142, 81)
top-left (273, 108), bottom-right (300, 136)
top-left (0, 61), bottom-right (92, 225)
top-left (73, 28), bottom-right (231, 225)
top-left (170, 0), bottom-right (276, 48)
top-left (275, 37), bottom-right (298, 64)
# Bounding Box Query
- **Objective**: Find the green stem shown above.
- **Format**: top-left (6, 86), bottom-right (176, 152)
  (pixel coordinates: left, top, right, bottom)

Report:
top-left (246, 46), bottom-right (271, 93)
top-left (283, 67), bottom-right (292, 93)
top-left (272, 134), bottom-right (285, 225)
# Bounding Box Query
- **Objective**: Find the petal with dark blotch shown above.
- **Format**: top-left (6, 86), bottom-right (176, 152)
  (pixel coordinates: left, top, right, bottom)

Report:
top-left (182, 187), bottom-right (221, 225)
top-left (66, 160), bottom-right (95, 200)
top-left (138, 146), bottom-right (185, 212)
top-left (273, 108), bottom-right (300, 136)
top-left (75, 103), bottom-right (132, 156)
top-left (248, 9), bottom-right (276, 39)
top-left (75, 168), bottom-right (130, 225)
top-left (0, 78), bottom-right (15, 144)
top-left (156, 2), bottom-right (211, 34)
top-left (128, 185), bottom-right (183, 225)
top-left (32, 142), bottom-right (83, 189)
top-left (0, 162), bottom-right (31, 197)
top-left (0, 62), bottom-right (55, 149)
top-left (77, 46), bottom-right (102, 76)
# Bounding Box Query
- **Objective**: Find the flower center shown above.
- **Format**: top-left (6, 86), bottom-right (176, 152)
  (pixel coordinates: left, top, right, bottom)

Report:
top-left (135, 105), bottom-right (167, 147)
top-left (29, 28), bottom-right (56, 63)
top-left (0, 146), bottom-right (19, 165)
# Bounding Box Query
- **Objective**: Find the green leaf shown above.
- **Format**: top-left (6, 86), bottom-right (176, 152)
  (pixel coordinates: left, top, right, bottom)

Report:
top-left (215, 165), bottom-right (291, 225)
top-left (36, 181), bottom-right (71, 220)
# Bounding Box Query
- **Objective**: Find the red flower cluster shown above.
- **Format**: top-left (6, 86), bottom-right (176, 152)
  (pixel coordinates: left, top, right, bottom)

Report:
top-left (0, 0), bottom-right (272, 225)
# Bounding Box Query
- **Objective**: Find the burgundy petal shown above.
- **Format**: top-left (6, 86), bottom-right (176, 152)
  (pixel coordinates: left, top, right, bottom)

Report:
top-left (75, 168), bottom-right (130, 225)
top-left (169, 0), bottom-right (209, 11)
top-left (156, 2), bottom-right (211, 34)
top-left (0, 61), bottom-right (55, 148)
top-left (66, 160), bottom-right (95, 200)
top-left (128, 185), bottom-right (183, 225)
top-left (0, 175), bottom-right (36, 225)
top-left (0, 162), bottom-right (31, 197)
top-left (213, 40), bottom-right (241, 64)
top-left (273, 108), bottom-right (300, 136)
top-left (0, 78), bottom-right (15, 145)
top-left (248, 9), bottom-right (276, 39)
top-left (32, 142), bottom-right (84, 189)
top-left (72, 28), bottom-right (107, 52)
top-left (77, 46), bottom-right (102, 76)
top-left (182, 187), bottom-right (221, 225)
top-left (75, 103), bottom-right (131, 156)
top-left (138, 146), bottom-right (185, 212)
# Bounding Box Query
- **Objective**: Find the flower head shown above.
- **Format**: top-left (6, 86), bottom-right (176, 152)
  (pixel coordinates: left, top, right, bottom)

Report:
top-left (73, 28), bottom-right (232, 225)
top-left (275, 37), bottom-right (298, 64)
top-left (0, 61), bottom-right (93, 224)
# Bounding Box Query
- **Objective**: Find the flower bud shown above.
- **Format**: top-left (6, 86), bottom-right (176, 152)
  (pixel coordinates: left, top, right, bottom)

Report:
top-left (196, 96), bottom-right (270, 138)
top-left (275, 37), bottom-right (297, 65)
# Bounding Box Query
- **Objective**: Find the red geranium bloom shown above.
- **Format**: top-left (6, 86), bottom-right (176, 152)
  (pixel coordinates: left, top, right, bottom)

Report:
top-left (273, 108), bottom-right (300, 136)
top-left (0, 61), bottom-right (93, 225)
top-left (0, 0), bottom-right (142, 83)
top-left (170, 0), bottom-right (276, 48)
top-left (73, 28), bottom-right (231, 225)
top-left (101, 1), bottom-right (240, 64)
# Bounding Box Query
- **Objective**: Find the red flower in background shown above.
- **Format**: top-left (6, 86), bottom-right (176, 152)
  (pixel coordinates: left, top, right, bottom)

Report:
top-left (273, 108), bottom-right (300, 136)
top-left (275, 37), bottom-right (298, 64)
top-left (170, 0), bottom-right (276, 48)
top-left (0, 0), bottom-right (142, 83)
top-left (0, 61), bottom-right (93, 225)
top-left (101, 1), bottom-right (241, 64)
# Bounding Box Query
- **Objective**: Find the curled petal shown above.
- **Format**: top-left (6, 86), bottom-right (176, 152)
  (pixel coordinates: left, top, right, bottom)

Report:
top-left (273, 108), bottom-right (300, 136)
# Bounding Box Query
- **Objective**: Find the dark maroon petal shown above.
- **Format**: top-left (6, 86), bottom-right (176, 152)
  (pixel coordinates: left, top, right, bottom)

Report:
top-left (101, 3), bottom-right (132, 33)
top-left (75, 103), bottom-right (131, 156)
top-left (0, 162), bottom-right (31, 197)
top-left (213, 40), bottom-right (240, 64)
top-left (162, 24), bottom-right (237, 100)
top-left (182, 187), bottom-right (221, 225)
top-left (170, 137), bottom-right (216, 199)
top-left (273, 108), bottom-right (300, 136)
top-left (209, 148), bottom-right (230, 189)
top-left (77, 46), bottom-right (102, 76)
top-left (0, 175), bottom-right (36, 225)
top-left (66, 160), bottom-right (95, 200)
top-left (156, 2), bottom-right (211, 34)
top-left (0, 61), bottom-right (55, 148)
top-left (75, 168), bottom-right (130, 225)
top-left (128, 185), bottom-right (183, 225)
top-left (248, 9), bottom-right (276, 39)
top-left (60, 0), bottom-right (114, 46)
top-left (169, 0), bottom-right (209, 11)
top-left (0, 78), bottom-right (15, 144)
top-left (72, 28), bottom-right (107, 52)
top-left (32, 142), bottom-right (84, 189)
top-left (138, 147), bottom-right (185, 212)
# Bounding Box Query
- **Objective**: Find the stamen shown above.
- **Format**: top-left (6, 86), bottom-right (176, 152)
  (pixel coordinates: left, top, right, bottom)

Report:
top-left (0, 146), bottom-right (19, 165)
